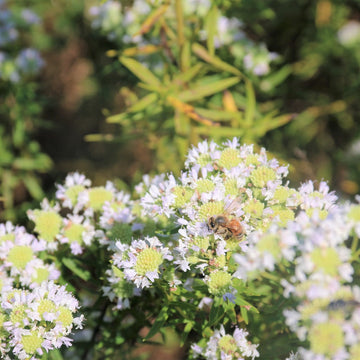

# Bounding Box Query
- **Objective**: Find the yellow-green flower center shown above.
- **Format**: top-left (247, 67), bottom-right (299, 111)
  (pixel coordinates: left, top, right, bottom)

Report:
top-left (32, 267), bottom-right (50, 284)
top-left (310, 248), bottom-right (341, 276)
top-left (273, 186), bottom-right (292, 203)
top-left (218, 334), bottom-right (237, 354)
top-left (0, 233), bottom-right (15, 243)
top-left (208, 271), bottom-right (232, 296)
top-left (245, 154), bottom-right (259, 166)
top-left (250, 167), bottom-right (277, 188)
top-left (57, 306), bottom-right (73, 327)
top-left (38, 299), bottom-right (56, 319)
top-left (134, 248), bottom-right (163, 276)
top-left (244, 199), bottom-right (264, 218)
top-left (197, 153), bottom-right (212, 167)
top-left (218, 148), bottom-right (241, 169)
top-left (195, 179), bottom-right (215, 193)
top-left (65, 185), bottom-right (85, 206)
top-left (198, 201), bottom-right (224, 220)
top-left (8, 245), bottom-right (33, 269)
top-left (173, 186), bottom-right (193, 207)
top-left (271, 206), bottom-right (295, 226)
top-left (64, 223), bottom-right (85, 244)
top-left (193, 237), bottom-right (210, 251)
top-left (33, 210), bottom-right (62, 242)
top-left (224, 178), bottom-right (239, 196)
top-left (21, 331), bottom-right (43, 355)
top-left (309, 322), bottom-right (344, 356)
top-left (88, 187), bottom-right (113, 211)
top-left (10, 304), bottom-right (26, 324)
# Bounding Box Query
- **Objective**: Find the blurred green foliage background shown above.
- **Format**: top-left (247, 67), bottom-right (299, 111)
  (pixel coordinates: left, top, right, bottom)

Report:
top-left (1, 0), bottom-right (360, 224)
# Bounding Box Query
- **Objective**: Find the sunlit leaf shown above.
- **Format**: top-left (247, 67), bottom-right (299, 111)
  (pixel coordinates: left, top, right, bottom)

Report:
top-left (123, 44), bottom-right (161, 57)
top-left (127, 93), bottom-right (158, 113)
top-left (134, 4), bottom-right (169, 36)
top-left (120, 57), bottom-right (162, 87)
top-left (244, 79), bottom-right (256, 125)
top-left (177, 76), bottom-right (240, 102)
top-left (23, 174), bottom-right (43, 199)
top-left (205, 6), bottom-right (218, 56)
top-left (192, 43), bottom-right (243, 77)
top-left (173, 63), bottom-right (203, 84)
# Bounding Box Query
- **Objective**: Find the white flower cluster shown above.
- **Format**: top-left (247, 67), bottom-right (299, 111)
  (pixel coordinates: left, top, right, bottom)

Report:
top-left (0, 222), bottom-right (83, 359)
top-left (4, 138), bottom-right (360, 359)
top-left (1, 282), bottom-right (84, 359)
top-left (191, 325), bottom-right (259, 360)
top-left (235, 194), bottom-right (360, 359)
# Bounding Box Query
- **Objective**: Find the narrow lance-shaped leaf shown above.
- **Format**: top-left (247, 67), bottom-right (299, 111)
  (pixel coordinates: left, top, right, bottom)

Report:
top-left (134, 4), bottom-right (169, 36)
top-left (123, 44), bottom-right (161, 57)
top-left (173, 63), bottom-right (203, 84)
top-left (23, 174), bottom-right (44, 199)
top-left (144, 306), bottom-right (169, 340)
top-left (244, 79), bottom-right (256, 125)
top-left (175, 0), bottom-right (185, 47)
top-left (192, 43), bottom-right (243, 77)
top-left (205, 5), bottom-right (218, 56)
top-left (209, 302), bottom-right (225, 326)
top-left (177, 76), bottom-right (240, 102)
top-left (120, 56), bottom-right (162, 88)
top-left (127, 93), bottom-right (158, 113)
top-left (168, 96), bottom-right (218, 126)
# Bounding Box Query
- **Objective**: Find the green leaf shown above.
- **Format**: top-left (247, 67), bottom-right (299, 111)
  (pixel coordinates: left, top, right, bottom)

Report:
top-left (240, 306), bottom-right (249, 324)
top-left (177, 77), bottom-right (240, 102)
top-left (62, 258), bottom-right (91, 281)
top-left (173, 63), bottom-right (204, 84)
top-left (120, 57), bottom-right (162, 88)
top-left (127, 93), bottom-right (158, 113)
top-left (106, 112), bottom-right (129, 124)
top-left (209, 302), bottom-right (225, 326)
top-left (205, 6), bottom-right (218, 56)
top-left (192, 43), bottom-right (243, 77)
top-left (194, 108), bottom-right (243, 122)
top-left (23, 174), bottom-right (43, 200)
top-left (180, 320), bottom-right (195, 346)
top-left (254, 113), bottom-right (294, 137)
top-left (144, 306), bottom-right (169, 340)
top-left (244, 79), bottom-right (256, 125)
top-left (13, 158), bottom-right (38, 171)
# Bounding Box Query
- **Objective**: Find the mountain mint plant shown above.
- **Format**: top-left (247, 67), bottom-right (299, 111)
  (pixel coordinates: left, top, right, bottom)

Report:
top-left (1, 138), bottom-right (360, 359)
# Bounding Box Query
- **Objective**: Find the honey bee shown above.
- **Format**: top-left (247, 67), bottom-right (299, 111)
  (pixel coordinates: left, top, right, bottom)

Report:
top-left (207, 198), bottom-right (244, 240)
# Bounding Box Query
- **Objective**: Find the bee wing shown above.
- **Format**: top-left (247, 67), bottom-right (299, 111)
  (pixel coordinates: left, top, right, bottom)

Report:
top-left (224, 197), bottom-right (243, 215)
